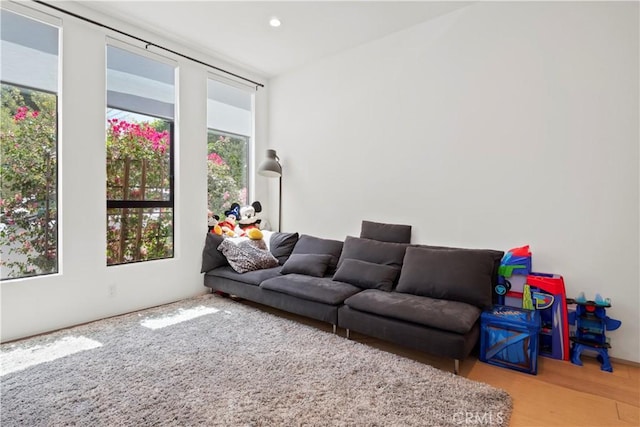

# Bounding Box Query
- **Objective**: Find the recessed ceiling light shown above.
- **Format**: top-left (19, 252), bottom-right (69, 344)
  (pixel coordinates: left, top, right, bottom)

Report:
top-left (269, 17), bottom-right (281, 28)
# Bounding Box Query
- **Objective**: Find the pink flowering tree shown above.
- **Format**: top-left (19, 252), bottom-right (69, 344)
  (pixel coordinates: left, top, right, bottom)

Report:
top-left (106, 116), bottom-right (173, 265)
top-left (106, 118), bottom-right (170, 201)
top-left (0, 85), bottom-right (57, 279)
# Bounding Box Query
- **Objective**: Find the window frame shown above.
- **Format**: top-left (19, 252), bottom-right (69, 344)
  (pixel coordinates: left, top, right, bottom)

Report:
top-left (0, 5), bottom-right (61, 281)
top-left (206, 75), bottom-right (256, 214)
top-left (105, 41), bottom-right (177, 266)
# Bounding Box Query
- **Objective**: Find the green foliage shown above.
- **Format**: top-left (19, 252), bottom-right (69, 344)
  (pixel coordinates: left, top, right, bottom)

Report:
top-left (106, 113), bottom-right (173, 265)
top-left (0, 86), bottom-right (249, 275)
top-left (0, 84), bottom-right (58, 279)
top-left (207, 131), bottom-right (248, 215)
top-left (106, 117), bottom-right (170, 201)
top-left (106, 208), bottom-right (173, 265)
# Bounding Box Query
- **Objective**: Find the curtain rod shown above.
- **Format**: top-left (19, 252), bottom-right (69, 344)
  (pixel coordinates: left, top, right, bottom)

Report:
top-left (32, 0), bottom-right (265, 89)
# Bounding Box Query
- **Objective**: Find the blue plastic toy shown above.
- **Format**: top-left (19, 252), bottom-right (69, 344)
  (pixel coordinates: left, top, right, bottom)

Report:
top-left (496, 245), bottom-right (532, 305)
top-left (568, 294), bottom-right (621, 372)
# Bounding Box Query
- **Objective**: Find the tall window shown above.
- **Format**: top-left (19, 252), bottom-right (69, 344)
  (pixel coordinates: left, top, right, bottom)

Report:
top-left (207, 78), bottom-right (254, 216)
top-left (0, 9), bottom-right (59, 280)
top-left (106, 44), bottom-right (175, 266)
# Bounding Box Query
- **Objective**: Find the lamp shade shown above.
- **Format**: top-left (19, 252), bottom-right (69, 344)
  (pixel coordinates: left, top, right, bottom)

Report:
top-left (258, 149), bottom-right (282, 177)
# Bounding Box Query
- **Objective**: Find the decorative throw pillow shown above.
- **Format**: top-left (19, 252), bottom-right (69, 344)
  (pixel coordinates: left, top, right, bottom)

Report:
top-left (291, 234), bottom-right (344, 273)
top-left (396, 246), bottom-right (502, 308)
top-left (336, 236), bottom-right (408, 269)
top-left (217, 238), bottom-right (279, 274)
top-left (360, 220), bottom-right (412, 244)
top-left (269, 232), bottom-right (299, 265)
top-left (200, 233), bottom-right (228, 273)
top-left (225, 236), bottom-right (267, 250)
top-left (333, 259), bottom-right (400, 291)
top-left (280, 253), bottom-right (332, 278)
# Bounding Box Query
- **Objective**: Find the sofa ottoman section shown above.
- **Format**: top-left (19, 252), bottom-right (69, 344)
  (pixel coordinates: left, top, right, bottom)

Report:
top-left (258, 275), bottom-right (361, 328)
top-left (207, 265), bottom-right (283, 285)
top-left (260, 274), bottom-right (361, 305)
top-left (343, 289), bottom-right (481, 335)
top-left (204, 266), bottom-right (283, 301)
top-left (338, 305), bottom-right (480, 372)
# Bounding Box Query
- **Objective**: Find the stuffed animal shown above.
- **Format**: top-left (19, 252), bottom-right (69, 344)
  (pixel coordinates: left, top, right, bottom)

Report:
top-left (246, 227), bottom-right (267, 250)
top-left (219, 203), bottom-right (241, 237)
top-left (207, 211), bottom-right (222, 235)
top-left (238, 201), bottom-right (263, 233)
top-left (247, 227), bottom-right (263, 241)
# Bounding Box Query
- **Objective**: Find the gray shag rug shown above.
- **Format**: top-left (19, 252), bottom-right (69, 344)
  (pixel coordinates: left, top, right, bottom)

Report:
top-left (1, 294), bottom-right (511, 426)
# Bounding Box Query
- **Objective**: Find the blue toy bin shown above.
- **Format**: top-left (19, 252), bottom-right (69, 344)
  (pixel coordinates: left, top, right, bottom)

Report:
top-left (480, 305), bottom-right (541, 375)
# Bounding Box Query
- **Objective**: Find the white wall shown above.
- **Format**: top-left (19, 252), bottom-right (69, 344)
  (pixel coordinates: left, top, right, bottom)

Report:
top-left (268, 2), bottom-right (640, 362)
top-left (0, 2), bottom-right (268, 342)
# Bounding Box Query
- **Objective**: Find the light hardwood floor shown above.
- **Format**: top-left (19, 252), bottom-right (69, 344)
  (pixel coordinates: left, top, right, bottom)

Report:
top-left (240, 299), bottom-right (640, 427)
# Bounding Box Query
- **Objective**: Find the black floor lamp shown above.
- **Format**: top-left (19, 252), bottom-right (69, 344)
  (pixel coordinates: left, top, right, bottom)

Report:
top-left (258, 149), bottom-right (282, 232)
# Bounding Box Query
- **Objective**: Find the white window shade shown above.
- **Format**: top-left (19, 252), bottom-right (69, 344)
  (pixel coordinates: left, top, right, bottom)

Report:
top-left (107, 45), bottom-right (175, 119)
top-left (0, 9), bottom-right (59, 93)
top-left (207, 78), bottom-right (253, 137)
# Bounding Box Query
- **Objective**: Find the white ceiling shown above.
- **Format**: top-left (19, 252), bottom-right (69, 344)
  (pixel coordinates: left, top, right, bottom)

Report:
top-left (77, 1), bottom-right (471, 78)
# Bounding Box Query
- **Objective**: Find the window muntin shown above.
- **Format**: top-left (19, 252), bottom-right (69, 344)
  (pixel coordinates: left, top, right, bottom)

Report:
top-left (106, 44), bottom-right (175, 266)
top-left (0, 9), bottom-right (59, 280)
top-left (207, 78), bottom-right (253, 216)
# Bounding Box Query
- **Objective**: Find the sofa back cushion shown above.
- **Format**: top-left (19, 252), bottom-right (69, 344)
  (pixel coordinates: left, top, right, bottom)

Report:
top-left (333, 259), bottom-right (400, 291)
top-left (269, 232), bottom-right (299, 265)
top-left (414, 244), bottom-right (504, 294)
top-left (201, 233), bottom-right (228, 273)
top-left (291, 234), bottom-right (344, 273)
top-left (360, 220), bottom-right (412, 244)
top-left (396, 246), bottom-right (503, 308)
top-left (337, 236), bottom-right (408, 270)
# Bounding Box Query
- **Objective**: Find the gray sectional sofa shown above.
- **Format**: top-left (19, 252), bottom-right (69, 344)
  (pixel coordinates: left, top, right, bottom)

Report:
top-left (201, 220), bottom-right (503, 373)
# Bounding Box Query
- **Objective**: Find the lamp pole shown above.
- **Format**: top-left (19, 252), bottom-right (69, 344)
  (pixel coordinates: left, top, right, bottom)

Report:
top-left (278, 175), bottom-right (282, 232)
top-left (257, 149), bottom-right (283, 232)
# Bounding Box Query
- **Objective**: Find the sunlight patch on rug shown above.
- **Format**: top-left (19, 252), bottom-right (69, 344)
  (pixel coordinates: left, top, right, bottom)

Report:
top-left (0, 336), bottom-right (102, 376)
top-left (140, 305), bottom-right (219, 330)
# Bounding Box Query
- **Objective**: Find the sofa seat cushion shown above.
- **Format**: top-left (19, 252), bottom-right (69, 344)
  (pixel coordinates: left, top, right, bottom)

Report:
top-left (205, 265), bottom-right (283, 286)
top-left (344, 289), bottom-right (481, 334)
top-left (260, 275), bottom-right (361, 305)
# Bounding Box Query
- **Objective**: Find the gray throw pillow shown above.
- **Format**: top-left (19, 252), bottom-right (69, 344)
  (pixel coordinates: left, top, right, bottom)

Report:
top-left (281, 253), bottom-right (332, 278)
top-left (333, 259), bottom-right (400, 291)
top-left (360, 220), bottom-right (412, 243)
top-left (291, 234), bottom-right (344, 272)
top-left (269, 232), bottom-right (299, 265)
top-left (201, 233), bottom-right (228, 273)
top-left (337, 236), bottom-right (408, 269)
top-left (217, 239), bottom-right (279, 274)
top-left (396, 246), bottom-right (502, 308)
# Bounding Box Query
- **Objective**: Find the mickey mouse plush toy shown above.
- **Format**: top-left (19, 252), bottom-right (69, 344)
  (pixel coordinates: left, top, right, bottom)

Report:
top-left (238, 201), bottom-right (262, 234)
top-left (219, 203), bottom-right (242, 237)
top-left (207, 211), bottom-right (222, 235)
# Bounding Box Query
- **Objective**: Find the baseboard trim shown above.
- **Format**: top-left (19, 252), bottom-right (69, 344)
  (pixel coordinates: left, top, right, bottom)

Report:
top-left (610, 356), bottom-right (640, 368)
